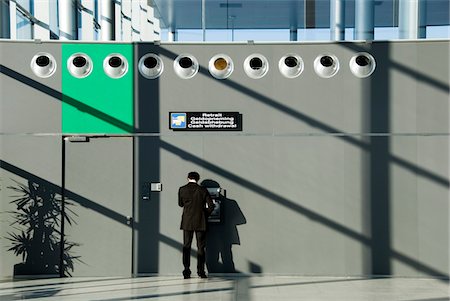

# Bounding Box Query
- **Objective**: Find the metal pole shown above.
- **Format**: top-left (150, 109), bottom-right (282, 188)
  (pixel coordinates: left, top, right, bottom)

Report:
top-left (168, 29), bottom-right (175, 42)
top-left (34, 0), bottom-right (50, 40)
top-left (418, 0), bottom-right (426, 38)
top-left (122, 0), bottom-right (131, 41)
top-left (145, 3), bottom-right (158, 41)
top-left (58, 0), bottom-right (77, 40)
top-left (100, 0), bottom-right (115, 40)
top-left (139, 0), bottom-right (149, 40)
top-left (305, 0), bottom-right (315, 28)
top-left (81, 0), bottom-right (95, 40)
top-left (354, 0), bottom-right (374, 40)
top-left (202, 0), bottom-right (206, 41)
top-left (131, 0), bottom-right (140, 41)
top-left (114, 0), bottom-right (121, 41)
top-left (417, 0), bottom-right (427, 39)
top-left (230, 17), bottom-right (234, 41)
top-left (399, 0), bottom-right (426, 39)
top-left (9, 0), bottom-right (16, 39)
top-left (331, 0), bottom-right (345, 40)
top-left (289, 0), bottom-right (298, 41)
top-left (290, 28), bottom-right (298, 41)
top-left (0, 0), bottom-right (11, 38)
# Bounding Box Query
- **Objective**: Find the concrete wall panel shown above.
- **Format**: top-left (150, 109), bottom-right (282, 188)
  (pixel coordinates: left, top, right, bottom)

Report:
top-left (135, 41), bottom-right (449, 277)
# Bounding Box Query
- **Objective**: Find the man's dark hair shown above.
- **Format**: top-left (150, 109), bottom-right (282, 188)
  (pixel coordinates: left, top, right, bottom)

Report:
top-left (187, 171), bottom-right (200, 181)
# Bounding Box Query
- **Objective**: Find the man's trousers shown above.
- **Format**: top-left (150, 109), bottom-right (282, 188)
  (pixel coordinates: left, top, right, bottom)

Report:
top-left (183, 230), bottom-right (206, 274)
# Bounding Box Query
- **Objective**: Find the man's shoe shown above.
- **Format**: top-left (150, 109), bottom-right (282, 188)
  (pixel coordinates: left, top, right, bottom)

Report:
top-left (183, 269), bottom-right (191, 279)
top-left (198, 273), bottom-right (208, 279)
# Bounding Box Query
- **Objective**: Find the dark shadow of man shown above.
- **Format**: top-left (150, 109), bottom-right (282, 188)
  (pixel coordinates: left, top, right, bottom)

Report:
top-left (201, 179), bottom-right (246, 273)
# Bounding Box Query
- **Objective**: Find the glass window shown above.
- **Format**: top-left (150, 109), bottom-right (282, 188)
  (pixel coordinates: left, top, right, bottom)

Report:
top-left (375, 27), bottom-right (399, 40)
top-left (16, 0), bottom-right (33, 39)
top-left (426, 25), bottom-right (450, 39)
top-left (49, 0), bottom-right (58, 39)
top-left (153, 0), bottom-right (450, 42)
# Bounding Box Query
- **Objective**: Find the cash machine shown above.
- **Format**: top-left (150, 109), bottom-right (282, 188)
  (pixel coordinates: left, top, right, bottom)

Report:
top-left (202, 181), bottom-right (223, 223)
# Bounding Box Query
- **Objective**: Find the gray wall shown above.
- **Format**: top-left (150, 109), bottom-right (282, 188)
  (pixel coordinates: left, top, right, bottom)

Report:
top-left (1, 40), bottom-right (449, 278)
top-left (0, 41), bottom-right (62, 279)
top-left (136, 41), bottom-right (449, 277)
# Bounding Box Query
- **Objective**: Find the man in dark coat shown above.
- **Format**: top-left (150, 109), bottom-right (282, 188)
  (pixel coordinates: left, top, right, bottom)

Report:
top-left (179, 171), bottom-right (215, 279)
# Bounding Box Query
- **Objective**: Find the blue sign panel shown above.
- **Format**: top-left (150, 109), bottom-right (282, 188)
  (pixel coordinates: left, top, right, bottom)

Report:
top-left (170, 113), bottom-right (187, 129)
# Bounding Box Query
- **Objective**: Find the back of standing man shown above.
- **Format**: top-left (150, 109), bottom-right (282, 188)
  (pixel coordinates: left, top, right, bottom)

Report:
top-left (179, 171), bottom-right (215, 279)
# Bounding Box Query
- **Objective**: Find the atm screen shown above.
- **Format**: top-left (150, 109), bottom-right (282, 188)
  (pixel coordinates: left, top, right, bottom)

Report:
top-left (208, 199), bottom-right (221, 223)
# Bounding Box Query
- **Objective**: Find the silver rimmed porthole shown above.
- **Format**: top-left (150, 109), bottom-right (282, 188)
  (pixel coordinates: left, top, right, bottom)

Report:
top-left (279, 54), bottom-right (304, 79)
top-left (208, 54), bottom-right (234, 79)
top-left (138, 53), bottom-right (164, 79)
top-left (314, 54), bottom-right (339, 78)
top-left (31, 52), bottom-right (57, 78)
top-left (174, 54), bottom-right (199, 79)
top-left (244, 54), bottom-right (269, 79)
top-left (103, 53), bottom-right (128, 79)
top-left (349, 52), bottom-right (376, 78)
top-left (67, 53), bottom-right (93, 78)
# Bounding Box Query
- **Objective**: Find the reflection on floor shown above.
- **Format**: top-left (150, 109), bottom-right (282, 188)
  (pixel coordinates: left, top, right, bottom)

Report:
top-left (0, 276), bottom-right (449, 301)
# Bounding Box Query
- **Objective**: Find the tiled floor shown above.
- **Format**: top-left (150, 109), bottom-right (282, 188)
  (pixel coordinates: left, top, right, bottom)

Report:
top-left (0, 276), bottom-right (449, 301)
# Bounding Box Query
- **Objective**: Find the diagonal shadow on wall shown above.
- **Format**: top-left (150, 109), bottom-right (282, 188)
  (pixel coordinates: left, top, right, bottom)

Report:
top-left (1, 160), bottom-right (130, 226)
top-left (1, 162), bottom-right (81, 277)
top-left (155, 47), bottom-right (450, 189)
top-left (157, 140), bottom-right (449, 279)
top-left (1, 158), bottom-right (448, 278)
top-left (342, 41), bottom-right (449, 275)
top-left (341, 42), bottom-right (450, 94)
top-left (1, 42), bottom-right (449, 279)
top-left (0, 65), bottom-right (134, 133)
top-left (1, 55), bottom-right (447, 188)
top-left (156, 44), bottom-right (448, 277)
top-left (2, 46), bottom-right (447, 186)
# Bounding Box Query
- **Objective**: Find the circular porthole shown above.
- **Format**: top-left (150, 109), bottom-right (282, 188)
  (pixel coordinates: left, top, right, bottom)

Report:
top-left (67, 53), bottom-right (93, 78)
top-left (279, 54), bottom-right (304, 78)
top-left (174, 54), bottom-right (199, 79)
top-left (314, 54), bottom-right (340, 78)
top-left (31, 52), bottom-right (57, 78)
top-left (138, 53), bottom-right (164, 79)
top-left (208, 54), bottom-right (234, 79)
top-left (244, 54), bottom-right (269, 79)
top-left (103, 53), bottom-right (128, 78)
top-left (349, 52), bottom-right (376, 78)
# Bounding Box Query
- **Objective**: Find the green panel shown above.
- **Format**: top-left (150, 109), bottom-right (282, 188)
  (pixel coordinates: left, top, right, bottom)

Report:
top-left (62, 44), bottom-right (134, 134)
